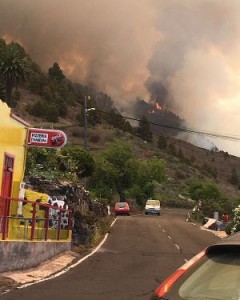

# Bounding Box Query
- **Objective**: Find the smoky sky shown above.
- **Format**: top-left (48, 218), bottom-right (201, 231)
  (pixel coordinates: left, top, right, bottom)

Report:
top-left (1, 0), bottom-right (240, 155)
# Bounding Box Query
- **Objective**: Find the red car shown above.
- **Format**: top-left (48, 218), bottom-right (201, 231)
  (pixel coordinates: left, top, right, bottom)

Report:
top-left (114, 201), bottom-right (130, 216)
top-left (151, 231), bottom-right (240, 299)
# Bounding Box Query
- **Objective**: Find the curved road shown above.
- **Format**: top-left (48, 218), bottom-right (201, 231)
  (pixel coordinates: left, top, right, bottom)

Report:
top-left (0, 209), bottom-right (221, 300)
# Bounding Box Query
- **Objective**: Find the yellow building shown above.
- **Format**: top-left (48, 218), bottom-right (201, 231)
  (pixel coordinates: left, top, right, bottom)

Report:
top-left (0, 100), bottom-right (71, 243)
top-left (0, 100), bottom-right (29, 219)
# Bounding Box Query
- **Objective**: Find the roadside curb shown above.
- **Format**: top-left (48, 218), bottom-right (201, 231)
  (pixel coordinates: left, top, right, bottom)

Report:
top-left (1, 251), bottom-right (79, 286)
top-left (200, 226), bottom-right (228, 238)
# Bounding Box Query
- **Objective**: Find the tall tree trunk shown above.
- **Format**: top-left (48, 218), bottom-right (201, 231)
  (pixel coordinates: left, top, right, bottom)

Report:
top-left (5, 82), bottom-right (13, 107)
top-left (116, 184), bottom-right (125, 202)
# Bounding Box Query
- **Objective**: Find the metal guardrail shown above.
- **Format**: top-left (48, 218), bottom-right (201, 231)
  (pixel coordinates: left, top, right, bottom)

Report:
top-left (0, 196), bottom-right (73, 241)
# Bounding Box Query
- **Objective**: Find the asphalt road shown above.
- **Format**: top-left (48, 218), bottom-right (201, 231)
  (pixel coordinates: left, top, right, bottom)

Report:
top-left (0, 209), bottom-right (220, 300)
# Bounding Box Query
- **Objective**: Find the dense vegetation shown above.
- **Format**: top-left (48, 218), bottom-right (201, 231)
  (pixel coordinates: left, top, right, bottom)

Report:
top-left (26, 139), bottom-right (166, 207)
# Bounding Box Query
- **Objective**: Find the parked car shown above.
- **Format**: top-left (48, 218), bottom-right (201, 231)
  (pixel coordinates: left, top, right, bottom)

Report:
top-left (114, 201), bottom-right (130, 216)
top-left (145, 199), bottom-right (161, 215)
top-left (151, 231), bottom-right (240, 299)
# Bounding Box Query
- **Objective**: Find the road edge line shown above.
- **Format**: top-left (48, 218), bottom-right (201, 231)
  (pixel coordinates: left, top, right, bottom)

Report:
top-left (18, 218), bottom-right (118, 289)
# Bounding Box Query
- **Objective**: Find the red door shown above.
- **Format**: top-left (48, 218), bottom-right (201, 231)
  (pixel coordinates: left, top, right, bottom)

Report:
top-left (0, 154), bottom-right (14, 233)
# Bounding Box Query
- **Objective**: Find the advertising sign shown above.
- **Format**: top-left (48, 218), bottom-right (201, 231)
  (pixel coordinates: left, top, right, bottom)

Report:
top-left (28, 128), bottom-right (67, 148)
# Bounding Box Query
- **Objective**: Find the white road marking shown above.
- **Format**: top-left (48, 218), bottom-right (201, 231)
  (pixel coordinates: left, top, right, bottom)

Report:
top-left (167, 235), bottom-right (171, 240)
top-left (175, 244), bottom-right (180, 250)
top-left (110, 218), bottom-right (117, 227)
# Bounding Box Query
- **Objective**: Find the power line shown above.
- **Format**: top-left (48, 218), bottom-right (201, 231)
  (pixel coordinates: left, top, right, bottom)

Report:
top-left (95, 109), bottom-right (240, 142)
top-left (53, 108), bottom-right (240, 143)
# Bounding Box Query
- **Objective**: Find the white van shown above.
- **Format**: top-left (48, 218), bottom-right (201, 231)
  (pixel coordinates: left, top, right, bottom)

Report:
top-left (144, 199), bottom-right (161, 215)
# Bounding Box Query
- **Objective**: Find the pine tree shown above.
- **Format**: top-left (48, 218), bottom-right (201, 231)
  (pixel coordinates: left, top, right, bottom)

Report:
top-left (137, 116), bottom-right (152, 142)
top-left (230, 167), bottom-right (239, 185)
top-left (48, 62), bottom-right (65, 81)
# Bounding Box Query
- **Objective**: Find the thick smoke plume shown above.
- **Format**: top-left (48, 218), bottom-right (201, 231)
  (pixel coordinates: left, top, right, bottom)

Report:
top-left (0, 0), bottom-right (240, 155)
top-left (148, 1), bottom-right (240, 155)
top-left (0, 0), bottom-right (157, 104)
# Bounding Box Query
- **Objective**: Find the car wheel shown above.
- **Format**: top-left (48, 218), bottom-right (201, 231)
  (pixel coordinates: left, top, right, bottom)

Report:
top-left (145, 212), bottom-right (148, 215)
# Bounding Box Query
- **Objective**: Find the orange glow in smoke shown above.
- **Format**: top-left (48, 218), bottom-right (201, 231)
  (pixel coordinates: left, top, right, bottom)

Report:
top-left (155, 102), bottom-right (162, 110)
top-left (148, 102), bottom-right (162, 114)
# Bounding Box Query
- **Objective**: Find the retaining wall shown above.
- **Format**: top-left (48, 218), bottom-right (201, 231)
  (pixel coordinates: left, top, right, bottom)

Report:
top-left (0, 241), bottom-right (71, 273)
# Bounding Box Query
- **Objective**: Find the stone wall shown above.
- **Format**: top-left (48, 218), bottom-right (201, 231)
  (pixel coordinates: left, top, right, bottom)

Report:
top-left (24, 176), bottom-right (108, 245)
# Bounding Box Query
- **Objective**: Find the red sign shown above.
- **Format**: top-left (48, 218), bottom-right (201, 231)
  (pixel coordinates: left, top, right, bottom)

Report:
top-left (28, 128), bottom-right (67, 148)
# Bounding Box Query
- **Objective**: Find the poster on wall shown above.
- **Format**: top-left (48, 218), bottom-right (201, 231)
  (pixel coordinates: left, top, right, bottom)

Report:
top-left (28, 128), bottom-right (67, 148)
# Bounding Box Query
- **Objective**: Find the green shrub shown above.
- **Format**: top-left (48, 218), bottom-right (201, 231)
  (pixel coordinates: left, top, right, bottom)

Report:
top-left (45, 104), bottom-right (59, 122)
top-left (230, 205), bottom-right (240, 234)
top-left (161, 198), bottom-right (195, 209)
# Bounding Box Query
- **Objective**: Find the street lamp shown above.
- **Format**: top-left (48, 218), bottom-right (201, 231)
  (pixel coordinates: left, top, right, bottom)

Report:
top-left (84, 96), bottom-right (95, 151)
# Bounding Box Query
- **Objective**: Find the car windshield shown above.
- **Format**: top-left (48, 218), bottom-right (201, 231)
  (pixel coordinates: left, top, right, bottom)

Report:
top-left (177, 247), bottom-right (240, 300)
top-left (116, 202), bottom-right (127, 208)
top-left (146, 200), bottom-right (159, 206)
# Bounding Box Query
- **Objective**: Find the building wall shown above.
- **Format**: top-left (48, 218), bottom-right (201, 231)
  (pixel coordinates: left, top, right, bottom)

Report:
top-left (0, 100), bottom-right (29, 212)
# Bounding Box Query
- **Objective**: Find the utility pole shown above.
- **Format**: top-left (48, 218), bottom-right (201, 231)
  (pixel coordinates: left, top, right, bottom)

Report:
top-left (83, 96), bottom-right (95, 189)
top-left (84, 96), bottom-right (88, 151)
top-left (84, 96), bottom-right (95, 151)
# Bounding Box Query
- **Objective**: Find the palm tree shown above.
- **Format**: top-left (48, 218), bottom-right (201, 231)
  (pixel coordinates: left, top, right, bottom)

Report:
top-left (0, 43), bottom-right (32, 107)
top-left (0, 38), bottom-right (6, 54)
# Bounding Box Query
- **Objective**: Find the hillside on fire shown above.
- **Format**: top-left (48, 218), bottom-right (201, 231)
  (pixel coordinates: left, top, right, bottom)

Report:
top-left (1, 38), bottom-right (240, 221)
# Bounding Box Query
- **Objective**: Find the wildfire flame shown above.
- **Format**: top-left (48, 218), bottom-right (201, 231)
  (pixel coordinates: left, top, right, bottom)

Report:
top-left (155, 102), bottom-right (162, 110)
top-left (149, 102), bottom-right (162, 113)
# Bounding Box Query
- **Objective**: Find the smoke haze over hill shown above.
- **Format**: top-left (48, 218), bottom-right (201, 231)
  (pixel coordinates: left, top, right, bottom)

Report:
top-left (1, 0), bottom-right (240, 156)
